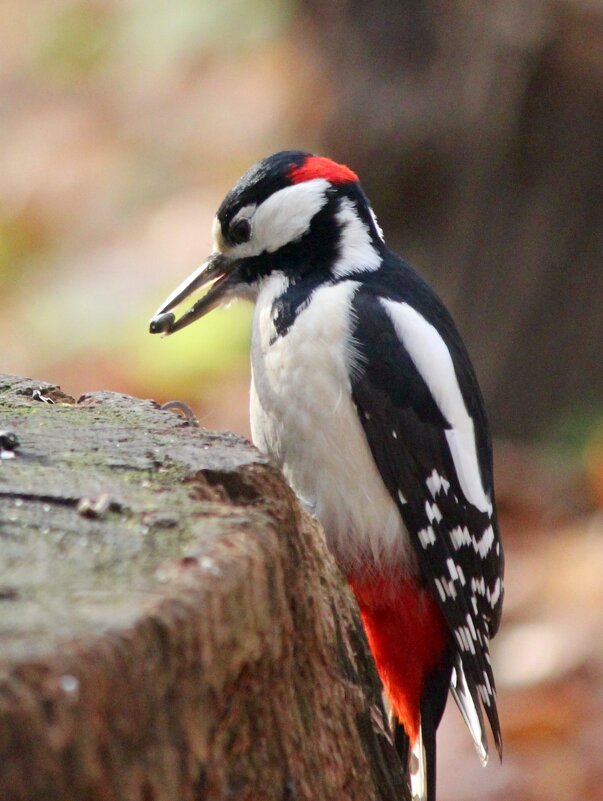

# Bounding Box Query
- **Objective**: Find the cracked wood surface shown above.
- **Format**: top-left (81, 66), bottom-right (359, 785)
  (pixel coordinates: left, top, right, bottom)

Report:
top-left (0, 375), bottom-right (409, 801)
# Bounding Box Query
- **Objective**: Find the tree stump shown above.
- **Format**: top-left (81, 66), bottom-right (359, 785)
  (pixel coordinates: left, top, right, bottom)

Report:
top-left (0, 375), bottom-right (409, 801)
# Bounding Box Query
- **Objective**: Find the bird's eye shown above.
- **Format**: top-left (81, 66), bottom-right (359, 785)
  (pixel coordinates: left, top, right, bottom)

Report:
top-left (229, 218), bottom-right (251, 244)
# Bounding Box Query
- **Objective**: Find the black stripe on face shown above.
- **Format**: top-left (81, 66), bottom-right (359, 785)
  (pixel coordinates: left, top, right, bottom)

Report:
top-left (234, 191), bottom-right (342, 288)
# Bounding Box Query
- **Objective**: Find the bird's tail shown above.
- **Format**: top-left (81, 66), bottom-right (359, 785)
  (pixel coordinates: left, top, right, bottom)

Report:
top-left (449, 653), bottom-right (489, 765)
top-left (392, 650), bottom-right (452, 801)
top-left (392, 714), bottom-right (432, 801)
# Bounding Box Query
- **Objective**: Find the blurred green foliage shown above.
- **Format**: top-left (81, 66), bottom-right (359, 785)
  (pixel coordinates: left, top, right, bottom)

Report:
top-left (117, 0), bottom-right (294, 63)
top-left (34, 4), bottom-right (115, 79)
top-left (130, 303), bottom-right (253, 397)
top-left (33, 0), bottom-right (294, 85)
top-left (547, 405), bottom-right (603, 461)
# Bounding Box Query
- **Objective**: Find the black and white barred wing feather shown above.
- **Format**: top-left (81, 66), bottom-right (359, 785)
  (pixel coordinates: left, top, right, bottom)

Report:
top-left (350, 287), bottom-right (504, 758)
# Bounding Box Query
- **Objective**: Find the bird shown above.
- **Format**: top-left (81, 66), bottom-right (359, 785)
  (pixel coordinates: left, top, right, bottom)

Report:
top-left (149, 151), bottom-right (504, 801)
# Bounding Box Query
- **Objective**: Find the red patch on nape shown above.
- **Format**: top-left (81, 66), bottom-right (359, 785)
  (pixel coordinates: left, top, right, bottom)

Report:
top-left (348, 574), bottom-right (449, 744)
top-left (289, 155), bottom-right (358, 185)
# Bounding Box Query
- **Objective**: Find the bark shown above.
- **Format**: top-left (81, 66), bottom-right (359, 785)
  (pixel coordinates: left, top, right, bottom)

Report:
top-left (0, 375), bottom-right (409, 801)
top-left (297, 0), bottom-right (603, 439)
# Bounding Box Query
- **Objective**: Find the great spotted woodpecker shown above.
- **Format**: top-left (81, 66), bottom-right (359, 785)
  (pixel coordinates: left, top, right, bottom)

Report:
top-left (150, 151), bottom-right (504, 801)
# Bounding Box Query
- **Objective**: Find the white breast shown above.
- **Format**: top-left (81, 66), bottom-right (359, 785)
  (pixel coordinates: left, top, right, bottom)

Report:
top-left (250, 275), bottom-right (416, 580)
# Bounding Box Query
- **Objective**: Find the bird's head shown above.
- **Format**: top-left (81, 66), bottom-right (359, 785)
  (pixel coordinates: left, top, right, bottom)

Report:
top-left (149, 150), bottom-right (384, 335)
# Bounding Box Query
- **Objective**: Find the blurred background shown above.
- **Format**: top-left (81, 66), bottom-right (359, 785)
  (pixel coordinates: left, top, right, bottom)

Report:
top-left (1, 1), bottom-right (603, 798)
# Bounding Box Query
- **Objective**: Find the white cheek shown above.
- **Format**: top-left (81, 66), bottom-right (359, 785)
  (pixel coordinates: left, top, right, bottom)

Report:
top-left (231, 179), bottom-right (330, 258)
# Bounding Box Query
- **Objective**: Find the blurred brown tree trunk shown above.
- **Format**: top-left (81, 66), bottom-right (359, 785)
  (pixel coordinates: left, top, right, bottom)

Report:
top-left (299, 0), bottom-right (603, 439)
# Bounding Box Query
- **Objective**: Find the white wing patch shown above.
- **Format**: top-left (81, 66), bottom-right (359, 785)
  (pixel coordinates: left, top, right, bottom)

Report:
top-left (426, 469), bottom-right (450, 498)
top-left (450, 525), bottom-right (472, 550)
top-left (474, 524), bottom-right (495, 557)
top-left (425, 500), bottom-right (443, 524)
top-left (418, 526), bottom-right (435, 548)
top-left (379, 299), bottom-right (492, 515)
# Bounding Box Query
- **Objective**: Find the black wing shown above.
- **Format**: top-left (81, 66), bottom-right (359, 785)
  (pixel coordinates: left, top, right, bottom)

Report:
top-left (350, 276), bottom-right (504, 754)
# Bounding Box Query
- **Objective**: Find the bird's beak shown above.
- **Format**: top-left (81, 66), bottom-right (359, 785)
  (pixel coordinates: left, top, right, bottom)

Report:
top-left (149, 252), bottom-right (240, 335)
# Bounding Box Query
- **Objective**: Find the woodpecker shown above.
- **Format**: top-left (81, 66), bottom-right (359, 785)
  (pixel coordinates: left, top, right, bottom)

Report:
top-left (150, 151), bottom-right (504, 801)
